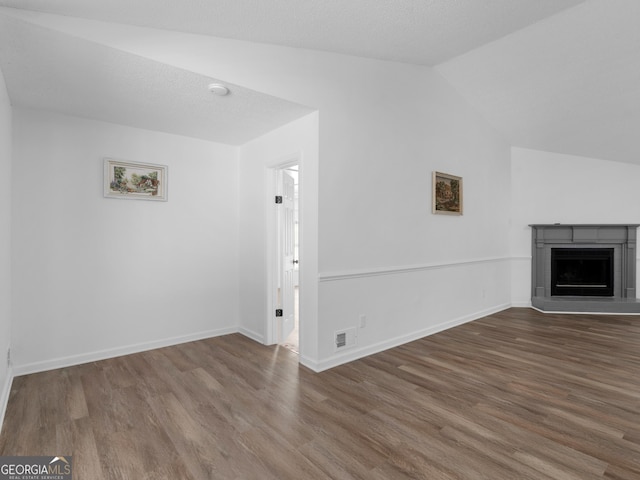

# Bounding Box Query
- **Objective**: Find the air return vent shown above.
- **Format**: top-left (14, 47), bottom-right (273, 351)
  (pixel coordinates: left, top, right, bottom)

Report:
top-left (334, 328), bottom-right (357, 351)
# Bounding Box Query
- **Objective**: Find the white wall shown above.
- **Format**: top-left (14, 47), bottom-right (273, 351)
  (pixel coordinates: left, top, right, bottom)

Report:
top-left (3, 16), bottom-right (514, 370)
top-left (313, 65), bottom-right (513, 369)
top-left (0, 66), bottom-right (12, 424)
top-left (11, 109), bottom-right (240, 373)
top-left (34, 19), bottom-right (513, 369)
top-left (510, 147), bottom-right (640, 305)
top-left (238, 113), bottom-right (319, 365)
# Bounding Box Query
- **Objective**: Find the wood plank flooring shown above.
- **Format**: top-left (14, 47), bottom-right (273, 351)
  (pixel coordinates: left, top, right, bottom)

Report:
top-left (1, 308), bottom-right (639, 479)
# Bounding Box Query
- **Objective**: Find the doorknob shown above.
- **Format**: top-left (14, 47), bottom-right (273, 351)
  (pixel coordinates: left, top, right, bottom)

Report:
top-left (293, 260), bottom-right (299, 264)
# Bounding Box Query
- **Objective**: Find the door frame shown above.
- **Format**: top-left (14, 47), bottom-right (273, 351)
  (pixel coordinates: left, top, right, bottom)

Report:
top-left (265, 153), bottom-right (301, 348)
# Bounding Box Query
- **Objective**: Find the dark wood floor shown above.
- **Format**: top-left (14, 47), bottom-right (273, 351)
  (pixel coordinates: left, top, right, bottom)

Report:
top-left (1, 308), bottom-right (639, 479)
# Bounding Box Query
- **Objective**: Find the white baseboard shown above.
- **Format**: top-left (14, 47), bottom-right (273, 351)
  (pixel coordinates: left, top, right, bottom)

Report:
top-left (309, 303), bottom-right (512, 372)
top-left (12, 327), bottom-right (238, 377)
top-left (238, 326), bottom-right (264, 344)
top-left (0, 367), bottom-right (13, 434)
top-left (298, 354), bottom-right (320, 372)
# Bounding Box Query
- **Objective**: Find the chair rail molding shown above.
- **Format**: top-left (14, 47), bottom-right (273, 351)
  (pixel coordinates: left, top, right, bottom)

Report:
top-left (319, 256), bottom-right (511, 282)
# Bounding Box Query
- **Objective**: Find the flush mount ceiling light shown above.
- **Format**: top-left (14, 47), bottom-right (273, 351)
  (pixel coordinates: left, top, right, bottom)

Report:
top-left (208, 83), bottom-right (230, 96)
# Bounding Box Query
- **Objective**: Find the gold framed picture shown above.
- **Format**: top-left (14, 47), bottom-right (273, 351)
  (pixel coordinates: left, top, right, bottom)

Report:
top-left (432, 171), bottom-right (462, 215)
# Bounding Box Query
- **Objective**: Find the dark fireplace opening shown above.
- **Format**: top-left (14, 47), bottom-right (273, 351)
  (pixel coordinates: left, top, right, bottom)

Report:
top-left (551, 248), bottom-right (614, 297)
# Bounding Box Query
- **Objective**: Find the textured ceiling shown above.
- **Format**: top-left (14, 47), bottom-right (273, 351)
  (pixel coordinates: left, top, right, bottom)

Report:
top-left (0, 11), bottom-right (313, 145)
top-left (1, 0), bottom-right (639, 166)
top-left (0, 0), bottom-right (585, 65)
top-left (436, 0), bottom-right (640, 164)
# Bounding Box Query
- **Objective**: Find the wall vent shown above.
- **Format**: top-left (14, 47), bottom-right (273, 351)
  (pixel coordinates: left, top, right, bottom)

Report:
top-left (334, 328), bottom-right (357, 351)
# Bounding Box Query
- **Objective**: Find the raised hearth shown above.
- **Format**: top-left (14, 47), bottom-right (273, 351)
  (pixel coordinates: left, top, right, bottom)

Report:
top-left (530, 224), bottom-right (640, 313)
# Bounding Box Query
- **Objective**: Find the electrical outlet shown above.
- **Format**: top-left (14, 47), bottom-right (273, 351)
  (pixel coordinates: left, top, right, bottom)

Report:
top-left (359, 314), bottom-right (367, 328)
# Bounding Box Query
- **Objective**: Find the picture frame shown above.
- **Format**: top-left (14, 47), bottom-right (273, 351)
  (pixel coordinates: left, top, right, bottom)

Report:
top-left (432, 171), bottom-right (463, 215)
top-left (104, 158), bottom-right (168, 201)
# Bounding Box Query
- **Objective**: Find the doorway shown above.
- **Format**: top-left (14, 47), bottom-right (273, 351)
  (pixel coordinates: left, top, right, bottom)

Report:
top-left (271, 162), bottom-right (300, 354)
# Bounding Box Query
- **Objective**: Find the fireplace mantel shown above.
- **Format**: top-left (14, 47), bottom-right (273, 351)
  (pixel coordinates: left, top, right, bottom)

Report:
top-left (530, 224), bottom-right (640, 313)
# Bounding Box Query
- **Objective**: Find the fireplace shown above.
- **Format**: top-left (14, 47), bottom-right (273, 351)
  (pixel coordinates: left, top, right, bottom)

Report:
top-left (530, 224), bottom-right (640, 313)
top-left (551, 248), bottom-right (614, 297)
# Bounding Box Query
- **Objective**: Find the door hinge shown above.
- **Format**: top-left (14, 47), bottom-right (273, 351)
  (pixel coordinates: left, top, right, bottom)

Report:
top-left (275, 309), bottom-right (283, 317)
top-left (275, 196), bottom-right (283, 204)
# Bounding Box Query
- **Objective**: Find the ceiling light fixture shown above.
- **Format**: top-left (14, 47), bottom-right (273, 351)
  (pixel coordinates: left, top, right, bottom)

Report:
top-left (208, 83), bottom-right (230, 96)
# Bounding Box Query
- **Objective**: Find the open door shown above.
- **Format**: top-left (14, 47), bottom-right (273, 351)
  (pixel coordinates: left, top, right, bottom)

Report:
top-left (279, 170), bottom-right (296, 343)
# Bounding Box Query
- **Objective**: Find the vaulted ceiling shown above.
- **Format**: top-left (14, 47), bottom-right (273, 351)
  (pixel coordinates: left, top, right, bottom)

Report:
top-left (0, 0), bottom-right (586, 65)
top-left (1, 0), bottom-right (639, 165)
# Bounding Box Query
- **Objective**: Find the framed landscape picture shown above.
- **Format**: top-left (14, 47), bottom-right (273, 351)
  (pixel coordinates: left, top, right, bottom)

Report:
top-left (104, 158), bottom-right (168, 201)
top-left (432, 171), bottom-right (462, 215)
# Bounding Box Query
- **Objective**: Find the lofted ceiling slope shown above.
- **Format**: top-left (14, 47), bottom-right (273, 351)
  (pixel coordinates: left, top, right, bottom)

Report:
top-left (0, 0), bottom-right (586, 66)
top-left (0, 10), bottom-right (314, 145)
top-left (436, 0), bottom-right (640, 165)
top-left (0, 0), bottom-right (639, 165)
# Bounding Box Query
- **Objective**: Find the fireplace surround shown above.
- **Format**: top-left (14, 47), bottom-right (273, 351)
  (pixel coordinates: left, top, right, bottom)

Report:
top-left (530, 224), bottom-right (640, 313)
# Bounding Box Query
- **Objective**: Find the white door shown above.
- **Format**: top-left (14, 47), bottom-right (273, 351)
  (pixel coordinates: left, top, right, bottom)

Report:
top-left (280, 170), bottom-right (296, 342)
